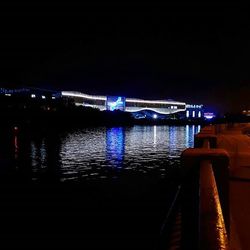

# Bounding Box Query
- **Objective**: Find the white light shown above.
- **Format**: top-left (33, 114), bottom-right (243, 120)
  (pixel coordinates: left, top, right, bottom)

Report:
top-left (186, 110), bottom-right (189, 118)
top-left (61, 91), bottom-right (106, 101)
top-left (42, 95), bottom-right (46, 99)
top-left (186, 104), bottom-right (203, 109)
top-left (198, 125), bottom-right (201, 132)
top-left (31, 94), bottom-right (36, 98)
top-left (192, 111), bottom-right (195, 118)
top-left (62, 91), bottom-right (186, 106)
top-left (52, 96), bottom-right (56, 99)
top-left (205, 115), bottom-right (213, 119)
top-left (153, 125), bottom-right (157, 145)
top-left (198, 111), bottom-right (201, 118)
top-left (5, 93), bottom-right (11, 96)
top-left (125, 107), bottom-right (185, 114)
top-left (204, 113), bottom-right (214, 119)
top-left (126, 98), bottom-right (185, 106)
top-left (153, 114), bottom-right (158, 119)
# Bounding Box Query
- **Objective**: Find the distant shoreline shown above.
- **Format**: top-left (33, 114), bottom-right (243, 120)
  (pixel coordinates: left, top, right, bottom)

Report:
top-left (0, 97), bottom-right (249, 130)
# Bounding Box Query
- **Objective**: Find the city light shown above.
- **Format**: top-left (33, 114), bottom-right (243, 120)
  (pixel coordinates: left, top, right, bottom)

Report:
top-left (204, 112), bottom-right (215, 119)
top-left (125, 107), bottom-right (183, 114)
top-left (153, 114), bottom-right (158, 119)
top-left (126, 98), bottom-right (185, 105)
top-left (186, 104), bottom-right (203, 109)
top-left (61, 91), bottom-right (205, 118)
top-left (107, 96), bottom-right (125, 111)
top-left (62, 91), bottom-right (107, 101)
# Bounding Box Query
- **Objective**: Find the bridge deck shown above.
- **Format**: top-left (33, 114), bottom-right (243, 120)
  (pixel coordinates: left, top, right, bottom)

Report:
top-left (216, 123), bottom-right (250, 250)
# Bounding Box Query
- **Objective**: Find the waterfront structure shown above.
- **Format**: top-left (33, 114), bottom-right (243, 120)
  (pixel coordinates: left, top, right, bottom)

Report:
top-left (181, 123), bottom-right (250, 249)
top-left (0, 87), bottom-right (62, 112)
top-left (185, 104), bottom-right (204, 119)
top-left (61, 91), bottom-right (204, 118)
top-left (0, 87), bottom-right (61, 99)
top-left (0, 87), bottom-right (205, 119)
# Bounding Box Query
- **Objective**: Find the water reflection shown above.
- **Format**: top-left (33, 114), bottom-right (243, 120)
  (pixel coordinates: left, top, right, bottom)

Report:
top-left (106, 127), bottom-right (125, 167)
top-left (14, 134), bottom-right (18, 160)
top-left (153, 125), bottom-right (157, 146)
top-left (185, 125), bottom-right (200, 147)
top-left (8, 125), bottom-right (201, 183)
top-left (30, 140), bottom-right (47, 169)
top-left (198, 125), bottom-right (201, 133)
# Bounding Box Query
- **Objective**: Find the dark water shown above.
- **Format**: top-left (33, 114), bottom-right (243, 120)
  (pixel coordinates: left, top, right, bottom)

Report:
top-left (0, 125), bottom-right (199, 249)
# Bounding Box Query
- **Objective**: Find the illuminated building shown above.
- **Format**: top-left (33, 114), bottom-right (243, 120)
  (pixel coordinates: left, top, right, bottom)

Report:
top-left (61, 91), bottom-right (186, 114)
top-left (0, 87), bottom-right (204, 119)
top-left (0, 87), bottom-right (61, 100)
top-left (61, 91), bottom-right (204, 119)
top-left (185, 104), bottom-right (204, 119)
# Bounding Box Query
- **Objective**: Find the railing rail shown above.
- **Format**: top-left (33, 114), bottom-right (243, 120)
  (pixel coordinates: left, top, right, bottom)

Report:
top-left (181, 125), bottom-right (230, 249)
top-left (158, 125), bottom-right (230, 249)
top-left (199, 160), bottom-right (228, 250)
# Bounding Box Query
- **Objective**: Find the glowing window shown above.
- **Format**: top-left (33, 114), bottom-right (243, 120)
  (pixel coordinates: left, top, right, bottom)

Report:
top-left (198, 111), bottom-right (201, 118)
top-left (186, 111), bottom-right (189, 118)
top-left (192, 111), bottom-right (195, 117)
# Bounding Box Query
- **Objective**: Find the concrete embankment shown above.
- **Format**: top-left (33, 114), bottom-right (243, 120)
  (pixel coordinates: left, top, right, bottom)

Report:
top-left (203, 123), bottom-right (250, 250)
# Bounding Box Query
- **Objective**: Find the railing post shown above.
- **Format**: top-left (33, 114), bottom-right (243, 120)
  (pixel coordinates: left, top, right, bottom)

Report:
top-left (181, 147), bottom-right (230, 249)
top-left (194, 130), bottom-right (230, 235)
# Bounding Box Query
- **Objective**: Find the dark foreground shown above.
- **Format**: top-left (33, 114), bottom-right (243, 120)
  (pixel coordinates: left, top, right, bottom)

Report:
top-left (0, 179), bottom-right (177, 249)
top-left (0, 124), bottom-right (192, 249)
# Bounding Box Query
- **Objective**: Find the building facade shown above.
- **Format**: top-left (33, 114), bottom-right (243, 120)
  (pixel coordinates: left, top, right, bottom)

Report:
top-left (61, 91), bottom-right (204, 119)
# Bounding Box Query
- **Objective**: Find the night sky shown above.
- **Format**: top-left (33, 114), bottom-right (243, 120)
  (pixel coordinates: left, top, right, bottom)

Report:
top-left (0, 2), bottom-right (249, 113)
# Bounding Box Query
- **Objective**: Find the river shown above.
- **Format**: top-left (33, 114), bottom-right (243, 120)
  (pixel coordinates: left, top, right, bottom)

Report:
top-left (0, 125), bottom-right (200, 249)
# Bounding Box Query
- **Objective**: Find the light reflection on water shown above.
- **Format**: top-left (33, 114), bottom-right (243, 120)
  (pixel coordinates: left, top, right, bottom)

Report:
top-left (106, 127), bottom-right (125, 167)
top-left (0, 124), bottom-right (201, 250)
top-left (24, 125), bottom-right (200, 183)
